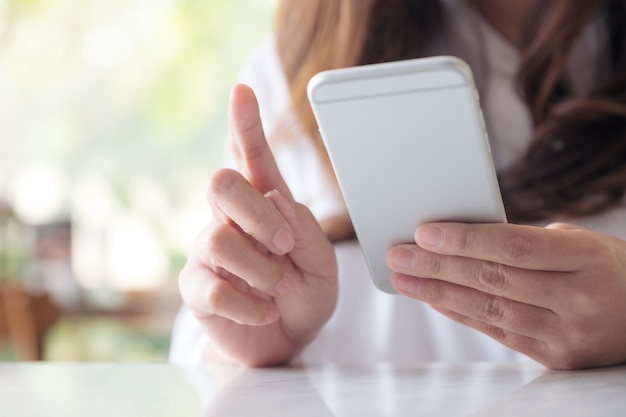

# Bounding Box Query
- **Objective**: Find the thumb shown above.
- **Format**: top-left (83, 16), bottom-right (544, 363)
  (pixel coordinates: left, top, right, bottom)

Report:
top-left (229, 83), bottom-right (294, 201)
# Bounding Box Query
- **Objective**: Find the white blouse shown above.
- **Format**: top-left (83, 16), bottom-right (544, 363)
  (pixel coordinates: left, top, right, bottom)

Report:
top-left (169, 0), bottom-right (625, 365)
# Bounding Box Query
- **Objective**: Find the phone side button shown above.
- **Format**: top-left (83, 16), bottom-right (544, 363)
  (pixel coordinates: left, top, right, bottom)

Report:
top-left (478, 110), bottom-right (492, 152)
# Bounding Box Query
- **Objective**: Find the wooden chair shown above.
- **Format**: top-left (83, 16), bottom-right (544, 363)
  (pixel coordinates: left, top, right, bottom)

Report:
top-left (0, 288), bottom-right (60, 360)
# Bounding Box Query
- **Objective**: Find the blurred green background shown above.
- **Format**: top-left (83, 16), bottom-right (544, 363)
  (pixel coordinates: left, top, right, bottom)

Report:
top-left (0, 0), bottom-right (277, 361)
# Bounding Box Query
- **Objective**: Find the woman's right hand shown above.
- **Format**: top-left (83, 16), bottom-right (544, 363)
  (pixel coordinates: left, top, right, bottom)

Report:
top-left (179, 84), bottom-right (338, 367)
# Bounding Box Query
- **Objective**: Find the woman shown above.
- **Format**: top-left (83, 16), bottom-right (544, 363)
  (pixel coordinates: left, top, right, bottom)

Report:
top-left (171, 0), bottom-right (626, 369)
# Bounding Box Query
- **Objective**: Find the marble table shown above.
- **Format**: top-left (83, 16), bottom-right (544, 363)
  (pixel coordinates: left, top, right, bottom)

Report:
top-left (0, 362), bottom-right (624, 416)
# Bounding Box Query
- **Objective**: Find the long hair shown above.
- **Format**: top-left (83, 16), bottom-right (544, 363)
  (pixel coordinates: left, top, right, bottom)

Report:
top-left (502, 0), bottom-right (626, 221)
top-left (274, 0), bottom-right (626, 239)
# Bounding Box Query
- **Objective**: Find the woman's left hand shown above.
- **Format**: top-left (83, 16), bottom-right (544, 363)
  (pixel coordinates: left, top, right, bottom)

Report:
top-left (387, 221), bottom-right (626, 369)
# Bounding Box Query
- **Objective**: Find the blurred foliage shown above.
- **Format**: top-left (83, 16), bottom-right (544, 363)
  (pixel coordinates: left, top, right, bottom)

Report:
top-left (0, 205), bottom-right (29, 284)
top-left (0, 0), bottom-right (277, 287)
top-left (0, 0), bottom-right (276, 361)
top-left (0, 316), bottom-right (171, 361)
top-left (44, 317), bottom-right (171, 362)
top-left (1, 0), bottom-right (276, 174)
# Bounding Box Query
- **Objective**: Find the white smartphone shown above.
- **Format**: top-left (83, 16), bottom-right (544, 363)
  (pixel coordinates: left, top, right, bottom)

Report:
top-left (307, 56), bottom-right (507, 294)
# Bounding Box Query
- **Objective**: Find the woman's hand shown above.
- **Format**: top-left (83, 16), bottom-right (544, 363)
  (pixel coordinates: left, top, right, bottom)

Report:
top-left (179, 84), bottom-right (338, 367)
top-left (387, 221), bottom-right (626, 369)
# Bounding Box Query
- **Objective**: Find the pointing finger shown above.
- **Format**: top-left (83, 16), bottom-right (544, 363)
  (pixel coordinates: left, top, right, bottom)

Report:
top-left (228, 83), bottom-right (294, 201)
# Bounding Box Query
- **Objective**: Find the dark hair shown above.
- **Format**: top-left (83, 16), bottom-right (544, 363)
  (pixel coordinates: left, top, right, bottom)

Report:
top-left (502, 0), bottom-right (626, 221)
top-left (275, 0), bottom-right (626, 239)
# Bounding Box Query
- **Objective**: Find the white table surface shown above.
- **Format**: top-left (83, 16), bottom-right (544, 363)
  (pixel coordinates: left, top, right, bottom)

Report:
top-left (0, 362), bottom-right (624, 416)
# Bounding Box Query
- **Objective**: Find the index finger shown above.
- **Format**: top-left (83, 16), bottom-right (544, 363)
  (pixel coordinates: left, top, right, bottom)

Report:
top-left (229, 83), bottom-right (294, 201)
top-left (414, 222), bottom-right (594, 271)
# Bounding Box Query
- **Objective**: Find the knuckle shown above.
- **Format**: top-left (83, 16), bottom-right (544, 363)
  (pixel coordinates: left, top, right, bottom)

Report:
top-left (177, 263), bottom-right (194, 296)
top-left (477, 296), bottom-right (506, 323)
top-left (425, 253), bottom-right (445, 276)
top-left (500, 230), bottom-right (534, 263)
top-left (545, 319), bottom-right (597, 369)
top-left (251, 204), bottom-right (275, 228)
top-left (548, 346), bottom-right (587, 370)
top-left (249, 262), bottom-right (282, 293)
top-left (206, 279), bottom-right (267, 325)
top-left (417, 278), bottom-right (447, 304)
top-left (571, 290), bottom-right (595, 313)
top-left (451, 228), bottom-right (471, 252)
top-left (563, 311), bottom-right (598, 350)
top-left (426, 280), bottom-right (449, 304)
top-left (565, 328), bottom-right (590, 352)
top-left (484, 323), bottom-right (508, 343)
top-left (206, 168), bottom-right (240, 202)
top-left (204, 223), bottom-right (234, 266)
top-left (177, 261), bottom-right (193, 284)
top-left (209, 169), bottom-right (279, 228)
top-left (242, 138), bottom-right (266, 162)
top-left (585, 237), bottom-right (616, 268)
top-left (204, 278), bottom-right (231, 313)
top-left (476, 261), bottom-right (510, 293)
top-left (294, 202), bottom-right (316, 224)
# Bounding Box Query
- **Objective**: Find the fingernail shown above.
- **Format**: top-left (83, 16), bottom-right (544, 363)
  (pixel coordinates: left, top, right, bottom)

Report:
top-left (273, 228), bottom-right (294, 253)
top-left (388, 247), bottom-right (415, 269)
top-left (264, 304), bottom-right (280, 323)
top-left (273, 279), bottom-right (290, 295)
top-left (416, 225), bottom-right (444, 247)
top-left (265, 189), bottom-right (296, 219)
